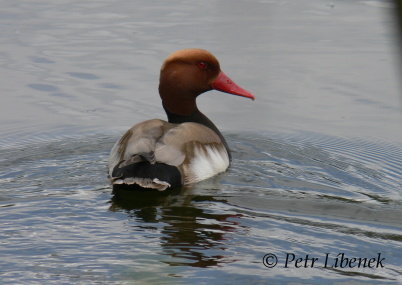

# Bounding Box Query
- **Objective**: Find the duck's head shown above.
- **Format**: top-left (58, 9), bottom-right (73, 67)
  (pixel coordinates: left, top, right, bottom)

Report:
top-left (159, 49), bottom-right (255, 116)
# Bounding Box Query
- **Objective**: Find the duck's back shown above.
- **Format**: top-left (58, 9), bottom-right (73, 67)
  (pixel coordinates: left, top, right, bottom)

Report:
top-left (108, 119), bottom-right (230, 190)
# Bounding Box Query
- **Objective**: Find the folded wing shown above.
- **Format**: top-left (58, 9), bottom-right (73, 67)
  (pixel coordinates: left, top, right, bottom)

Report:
top-left (108, 119), bottom-right (229, 186)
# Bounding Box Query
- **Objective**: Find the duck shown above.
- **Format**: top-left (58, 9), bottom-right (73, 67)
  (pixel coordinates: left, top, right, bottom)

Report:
top-left (108, 49), bottom-right (254, 190)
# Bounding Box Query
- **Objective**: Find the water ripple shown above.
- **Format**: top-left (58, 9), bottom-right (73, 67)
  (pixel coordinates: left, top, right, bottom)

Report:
top-left (1, 130), bottom-right (401, 284)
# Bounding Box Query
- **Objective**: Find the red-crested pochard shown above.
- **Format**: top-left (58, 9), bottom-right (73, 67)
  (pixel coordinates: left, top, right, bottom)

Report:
top-left (108, 49), bottom-right (254, 190)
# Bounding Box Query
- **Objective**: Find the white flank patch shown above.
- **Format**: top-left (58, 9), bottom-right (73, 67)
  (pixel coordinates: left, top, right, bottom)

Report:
top-left (188, 146), bottom-right (229, 184)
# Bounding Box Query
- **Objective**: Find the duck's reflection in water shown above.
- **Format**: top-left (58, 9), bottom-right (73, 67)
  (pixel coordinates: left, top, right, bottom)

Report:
top-left (109, 186), bottom-right (241, 268)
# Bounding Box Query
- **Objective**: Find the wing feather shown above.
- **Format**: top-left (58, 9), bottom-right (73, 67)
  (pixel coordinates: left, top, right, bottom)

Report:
top-left (108, 119), bottom-right (172, 175)
top-left (154, 122), bottom-right (222, 166)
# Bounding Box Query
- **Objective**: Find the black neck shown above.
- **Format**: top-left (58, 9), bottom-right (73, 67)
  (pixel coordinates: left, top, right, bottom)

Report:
top-left (164, 107), bottom-right (231, 159)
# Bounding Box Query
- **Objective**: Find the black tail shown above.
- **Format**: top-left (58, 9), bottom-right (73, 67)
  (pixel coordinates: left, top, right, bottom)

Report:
top-left (111, 161), bottom-right (182, 191)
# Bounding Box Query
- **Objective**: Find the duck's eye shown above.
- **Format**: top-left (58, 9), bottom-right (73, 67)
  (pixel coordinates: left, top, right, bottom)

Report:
top-left (197, 61), bottom-right (208, 69)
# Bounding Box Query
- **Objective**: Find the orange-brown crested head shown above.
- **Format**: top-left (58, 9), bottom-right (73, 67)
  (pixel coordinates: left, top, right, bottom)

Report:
top-left (160, 49), bottom-right (220, 97)
top-left (159, 49), bottom-right (254, 116)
